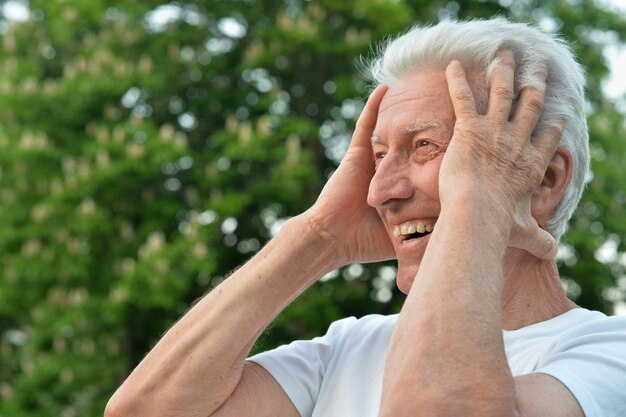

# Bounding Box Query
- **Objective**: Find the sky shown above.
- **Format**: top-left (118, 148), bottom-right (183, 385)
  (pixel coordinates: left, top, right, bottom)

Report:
top-left (597, 0), bottom-right (626, 108)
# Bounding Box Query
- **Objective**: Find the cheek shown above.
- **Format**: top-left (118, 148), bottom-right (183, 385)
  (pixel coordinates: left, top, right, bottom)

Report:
top-left (413, 157), bottom-right (443, 199)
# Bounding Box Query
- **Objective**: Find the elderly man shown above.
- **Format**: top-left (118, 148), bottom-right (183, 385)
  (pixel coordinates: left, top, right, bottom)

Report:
top-left (106, 18), bottom-right (626, 417)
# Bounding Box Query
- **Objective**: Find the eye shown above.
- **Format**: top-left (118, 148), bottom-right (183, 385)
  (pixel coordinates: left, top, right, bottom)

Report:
top-left (411, 139), bottom-right (441, 163)
top-left (373, 152), bottom-right (386, 169)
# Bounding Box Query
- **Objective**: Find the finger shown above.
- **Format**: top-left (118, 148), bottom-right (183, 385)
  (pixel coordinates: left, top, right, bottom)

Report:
top-left (445, 60), bottom-right (478, 119)
top-left (526, 229), bottom-right (558, 260)
top-left (351, 84), bottom-right (388, 149)
top-left (519, 226), bottom-right (558, 260)
top-left (532, 118), bottom-right (565, 166)
top-left (511, 66), bottom-right (548, 140)
top-left (487, 49), bottom-right (515, 123)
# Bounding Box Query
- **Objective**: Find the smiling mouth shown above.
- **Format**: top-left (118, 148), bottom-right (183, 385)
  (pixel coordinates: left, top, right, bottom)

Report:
top-left (402, 231), bottom-right (431, 242)
top-left (393, 221), bottom-right (435, 242)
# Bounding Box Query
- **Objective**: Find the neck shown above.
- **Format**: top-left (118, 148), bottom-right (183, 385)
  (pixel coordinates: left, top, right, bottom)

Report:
top-left (501, 248), bottom-right (577, 330)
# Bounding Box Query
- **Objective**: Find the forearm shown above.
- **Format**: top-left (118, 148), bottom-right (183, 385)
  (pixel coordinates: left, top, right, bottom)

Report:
top-left (380, 194), bottom-right (515, 417)
top-left (106, 214), bottom-right (338, 417)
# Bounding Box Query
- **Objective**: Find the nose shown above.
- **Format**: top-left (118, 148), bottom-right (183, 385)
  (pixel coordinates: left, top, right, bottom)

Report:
top-left (367, 152), bottom-right (414, 209)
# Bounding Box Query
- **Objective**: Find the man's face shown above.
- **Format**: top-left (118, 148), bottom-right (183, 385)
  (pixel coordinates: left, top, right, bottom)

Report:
top-left (367, 69), bottom-right (456, 294)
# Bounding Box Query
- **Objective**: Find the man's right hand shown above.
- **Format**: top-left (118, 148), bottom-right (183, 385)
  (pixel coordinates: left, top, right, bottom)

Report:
top-left (303, 85), bottom-right (394, 268)
top-left (105, 85), bottom-right (393, 417)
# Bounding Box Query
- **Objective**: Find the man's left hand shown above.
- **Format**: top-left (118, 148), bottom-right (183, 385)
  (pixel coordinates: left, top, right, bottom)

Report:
top-left (441, 50), bottom-right (562, 259)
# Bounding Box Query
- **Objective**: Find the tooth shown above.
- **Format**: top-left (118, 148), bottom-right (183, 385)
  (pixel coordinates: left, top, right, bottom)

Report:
top-left (416, 223), bottom-right (425, 233)
top-left (407, 224), bottom-right (416, 234)
top-left (394, 227), bottom-right (401, 237)
top-left (425, 224), bottom-right (433, 232)
top-left (401, 224), bottom-right (410, 235)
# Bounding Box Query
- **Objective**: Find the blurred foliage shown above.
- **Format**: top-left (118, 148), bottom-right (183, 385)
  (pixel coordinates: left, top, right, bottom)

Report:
top-left (0, 0), bottom-right (624, 416)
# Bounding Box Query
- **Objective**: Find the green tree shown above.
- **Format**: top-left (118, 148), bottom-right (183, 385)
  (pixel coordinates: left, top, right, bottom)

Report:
top-left (0, 1), bottom-right (624, 416)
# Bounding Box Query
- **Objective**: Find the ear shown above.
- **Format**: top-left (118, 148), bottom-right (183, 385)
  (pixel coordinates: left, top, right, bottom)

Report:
top-left (531, 147), bottom-right (573, 223)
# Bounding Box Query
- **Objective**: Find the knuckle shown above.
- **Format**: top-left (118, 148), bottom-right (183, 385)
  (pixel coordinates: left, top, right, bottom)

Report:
top-left (525, 96), bottom-right (544, 116)
top-left (455, 123), bottom-right (483, 141)
top-left (492, 85), bottom-right (514, 101)
top-left (546, 125), bottom-right (563, 141)
top-left (525, 161), bottom-right (545, 184)
top-left (453, 88), bottom-right (474, 103)
top-left (530, 169), bottom-right (544, 184)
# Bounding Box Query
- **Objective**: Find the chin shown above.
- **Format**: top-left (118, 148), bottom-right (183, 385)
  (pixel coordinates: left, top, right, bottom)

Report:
top-left (395, 260), bottom-right (420, 294)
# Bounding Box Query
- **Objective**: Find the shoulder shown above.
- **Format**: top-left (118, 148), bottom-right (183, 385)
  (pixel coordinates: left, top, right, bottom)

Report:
top-left (506, 308), bottom-right (626, 378)
top-left (506, 308), bottom-right (626, 347)
top-left (334, 313), bottom-right (398, 336)
top-left (247, 314), bottom-right (398, 417)
top-left (549, 308), bottom-right (626, 348)
top-left (248, 313), bottom-right (398, 364)
top-left (301, 314), bottom-right (398, 353)
top-left (529, 309), bottom-right (626, 417)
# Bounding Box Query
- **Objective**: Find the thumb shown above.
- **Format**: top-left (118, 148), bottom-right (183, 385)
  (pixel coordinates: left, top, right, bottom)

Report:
top-left (512, 223), bottom-right (558, 260)
top-left (350, 85), bottom-right (388, 149)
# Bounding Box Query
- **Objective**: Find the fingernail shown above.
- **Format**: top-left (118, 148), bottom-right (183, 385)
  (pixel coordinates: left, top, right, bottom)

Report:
top-left (497, 49), bottom-right (514, 63)
top-left (446, 60), bottom-right (463, 74)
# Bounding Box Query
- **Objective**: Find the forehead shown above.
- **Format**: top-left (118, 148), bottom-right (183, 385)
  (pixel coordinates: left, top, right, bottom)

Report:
top-left (375, 69), bottom-right (455, 138)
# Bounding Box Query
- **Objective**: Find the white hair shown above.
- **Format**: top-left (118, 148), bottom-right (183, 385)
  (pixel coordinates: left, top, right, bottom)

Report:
top-left (366, 18), bottom-right (589, 242)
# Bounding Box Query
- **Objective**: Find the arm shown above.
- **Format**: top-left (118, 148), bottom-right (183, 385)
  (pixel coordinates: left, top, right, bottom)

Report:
top-left (379, 192), bottom-right (583, 417)
top-left (379, 186), bottom-right (517, 416)
top-left (105, 85), bottom-right (392, 417)
top-left (106, 214), bottom-right (333, 417)
top-left (378, 51), bottom-right (580, 416)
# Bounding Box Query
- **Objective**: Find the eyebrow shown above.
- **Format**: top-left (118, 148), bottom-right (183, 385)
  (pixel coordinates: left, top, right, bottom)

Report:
top-left (401, 122), bottom-right (440, 135)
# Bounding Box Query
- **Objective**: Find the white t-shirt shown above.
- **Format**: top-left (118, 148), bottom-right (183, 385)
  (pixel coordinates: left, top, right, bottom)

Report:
top-left (249, 308), bottom-right (626, 417)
